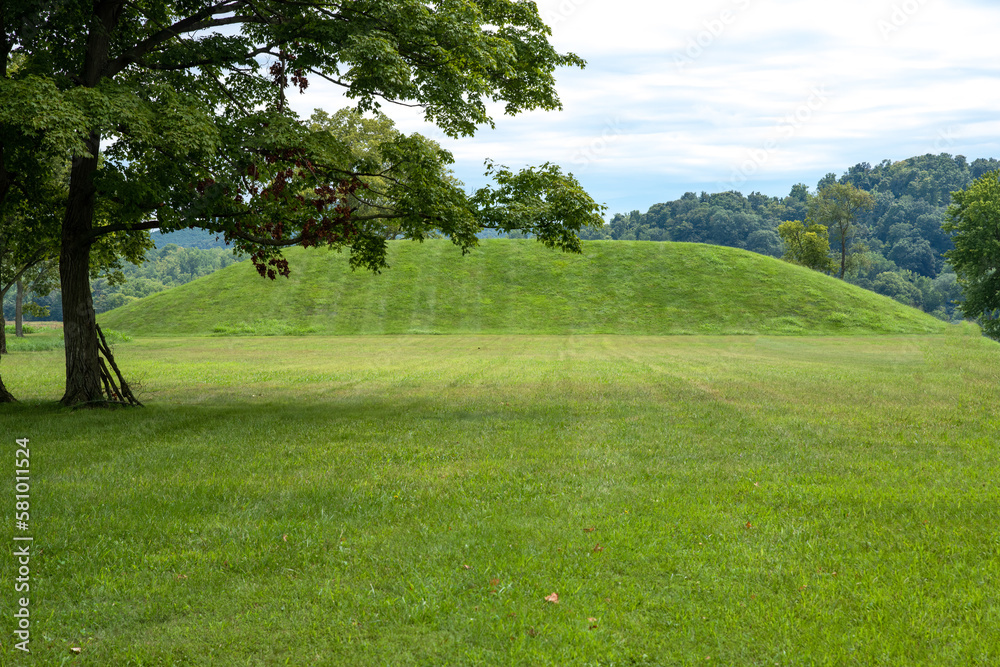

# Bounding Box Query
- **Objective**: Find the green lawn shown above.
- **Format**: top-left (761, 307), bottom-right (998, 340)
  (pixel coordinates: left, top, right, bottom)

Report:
top-left (2, 329), bottom-right (999, 665)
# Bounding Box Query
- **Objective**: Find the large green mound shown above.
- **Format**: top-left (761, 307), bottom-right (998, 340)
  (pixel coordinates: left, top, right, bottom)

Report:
top-left (100, 239), bottom-right (949, 336)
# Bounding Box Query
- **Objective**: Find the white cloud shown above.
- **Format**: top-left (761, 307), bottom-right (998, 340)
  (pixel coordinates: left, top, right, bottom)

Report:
top-left (291, 0), bottom-right (1000, 214)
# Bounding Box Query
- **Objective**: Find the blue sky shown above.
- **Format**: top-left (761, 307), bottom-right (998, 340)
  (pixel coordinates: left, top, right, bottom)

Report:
top-left (290, 0), bottom-right (1000, 218)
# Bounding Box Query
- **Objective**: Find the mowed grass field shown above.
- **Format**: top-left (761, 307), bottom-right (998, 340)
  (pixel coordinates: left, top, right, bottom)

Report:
top-left (3, 328), bottom-right (1000, 665)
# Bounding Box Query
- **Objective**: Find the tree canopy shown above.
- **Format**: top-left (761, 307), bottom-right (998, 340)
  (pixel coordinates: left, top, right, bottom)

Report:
top-left (2, 0), bottom-right (605, 405)
top-left (777, 220), bottom-right (834, 273)
top-left (807, 182), bottom-right (874, 279)
top-left (942, 171), bottom-right (1000, 339)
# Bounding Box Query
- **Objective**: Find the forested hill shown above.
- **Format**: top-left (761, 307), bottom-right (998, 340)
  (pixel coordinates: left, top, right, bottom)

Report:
top-left (150, 228), bottom-right (233, 250)
top-left (585, 153), bottom-right (1000, 321)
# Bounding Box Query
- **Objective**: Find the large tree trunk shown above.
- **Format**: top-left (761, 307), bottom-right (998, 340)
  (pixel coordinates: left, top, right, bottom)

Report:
top-left (60, 4), bottom-right (124, 406)
top-left (15, 279), bottom-right (23, 337)
top-left (60, 131), bottom-right (105, 406)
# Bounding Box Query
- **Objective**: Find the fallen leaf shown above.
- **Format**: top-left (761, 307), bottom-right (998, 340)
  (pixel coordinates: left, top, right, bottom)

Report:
top-left (70, 647), bottom-right (82, 654)
top-left (544, 592), bottom-right (559, 604)
top-left (282, 534), bottom-right (288, 542)
top-left (592, 543), bottom-right (604, 553)
top-left (462, 564), bottom-right (471, 570)
top-left (527, 627), bottom-right (538, 637)
top-left (583, 526), bottom-right (596, 533)
top-left (588, 617), bottom-right (597, 622)
top-left (745, 521), bottom-right (753, 529)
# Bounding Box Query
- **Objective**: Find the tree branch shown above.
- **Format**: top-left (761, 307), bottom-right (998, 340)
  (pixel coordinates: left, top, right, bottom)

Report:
top-left (305, 67), bottom-right (426, 109)
top-left (87, 219), bottom-right (163, 242)
top-left (102, 0), bottom-right (250, 78)
top-left (227, 228), bottom-right (306, 247)
top-left (0, 248), bottom-right (51, 296)
top-left (137, 45), bottom-right (275, 71)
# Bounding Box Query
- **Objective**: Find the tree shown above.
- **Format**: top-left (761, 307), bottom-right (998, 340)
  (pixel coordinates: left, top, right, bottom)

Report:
top-left (777, 220), bottom-right (834, 272)
top-left (6, 0), bottom-right (605, 406)
top-left (782, 183), bottom-right (811, 222)
top-left (0, 203), bottom-right (57, 401)
top-left (15, 259), bottom-right (59, 335)
top-left (0, 195), bottom-right (60, 355)
top-left (1, 239), bottom-right (43, 354)
top-left (887, 236), bottom-right (936, 277)
top-left (745, 229), bottom-right (782, 258)
top-left (808, 182), bottom-right (875, 279)
top-left (942, 170), bottom-right (1000, 339)
top-left (306, 108), bottom-right (445, 242)
top-left (872, 270), bottom-right (922, 307)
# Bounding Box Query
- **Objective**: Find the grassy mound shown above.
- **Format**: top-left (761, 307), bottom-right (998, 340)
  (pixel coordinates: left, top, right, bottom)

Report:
top-left (100, 239), bottom-right (949, 336)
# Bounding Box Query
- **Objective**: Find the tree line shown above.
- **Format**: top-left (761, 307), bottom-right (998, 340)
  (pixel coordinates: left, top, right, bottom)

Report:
top-left (3, 240), bottom-right (242, 324)
top-left (583, 153), bottom-right (1000, 322)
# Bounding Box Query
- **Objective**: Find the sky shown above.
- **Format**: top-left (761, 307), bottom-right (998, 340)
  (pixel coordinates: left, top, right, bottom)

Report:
top-left (288, 0), bottom-right (1000, 218)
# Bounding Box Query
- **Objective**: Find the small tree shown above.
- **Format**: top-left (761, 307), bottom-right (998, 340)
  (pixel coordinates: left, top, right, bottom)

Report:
top-left (15, 257), bottom-right (58, 335)
top-left (0, 209), bottom-right (57, 354)
top-left (0, 205), bottom-right (55, 401)
top-left (808, 183), bottom-right (875, 278)
top-left (942, 170), bottom-right (1000, 339)
top-left (777, 220), bottom-right (835, 273)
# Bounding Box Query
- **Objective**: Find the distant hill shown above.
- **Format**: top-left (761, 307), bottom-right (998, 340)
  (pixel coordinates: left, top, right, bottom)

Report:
top-left (99, 239), bottom-right (949, 336)
top-left (591, 153), bottom-right (999, 321)
top-left (151, 228), bottom-right (233, 250)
